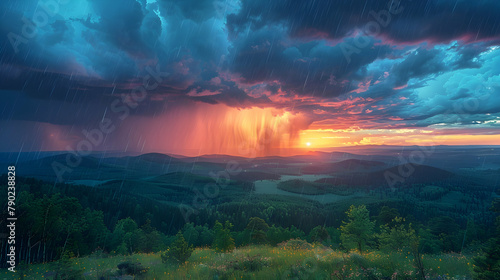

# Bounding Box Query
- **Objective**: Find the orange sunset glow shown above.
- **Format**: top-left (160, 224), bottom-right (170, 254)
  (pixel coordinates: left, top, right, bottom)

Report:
top-left (102, 103), bottom-right (500, 157)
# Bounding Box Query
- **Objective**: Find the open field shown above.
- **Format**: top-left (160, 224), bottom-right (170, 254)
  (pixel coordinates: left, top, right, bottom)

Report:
top-left (5, 245), bottom-right (474, 280)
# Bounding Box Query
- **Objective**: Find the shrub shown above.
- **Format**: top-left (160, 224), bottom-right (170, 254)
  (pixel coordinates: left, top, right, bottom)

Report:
top-left (473, 237), bottom-right (500, 279)
top-left (89, 248), bottom-right (108, 259)
top-left (266, 226), bottom-right (292, 246)
top-left (377, 217), bottom-right (417, 252)
top-left (308, 225), bottom-right (330, 243)
top-left (246, 217), bottom-right (269, 244)
top-left (51, 252), bottom-right (84, 280)
top-left (161, 231), bottom-right (194, 264)
top-left (227, 254), bottom-right (270, 272)
top-left (117, 261), bottom-right (148, 275)
top-left (278, 239), bottom-right (313, 250)
top-left (285, 257), bottom-right (318, 279)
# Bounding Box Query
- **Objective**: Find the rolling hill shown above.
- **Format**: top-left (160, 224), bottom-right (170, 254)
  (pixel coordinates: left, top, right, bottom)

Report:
top-left (301, 159), bottom-right (387, 175)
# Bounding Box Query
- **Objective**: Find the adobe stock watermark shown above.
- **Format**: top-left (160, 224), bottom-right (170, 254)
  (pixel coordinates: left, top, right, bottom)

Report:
top-left (8, 0), bottom-right (69, 53)
top-left (384, 145), bottom-right (436, 191)
top-left (179, 129), bottom-right (276, 223)
top-left (384, 77), bottom-right (497, 190)
top-left (341, 0), bottom-right (408, 64)
top-left (51, 65), bottom-right (169, 182)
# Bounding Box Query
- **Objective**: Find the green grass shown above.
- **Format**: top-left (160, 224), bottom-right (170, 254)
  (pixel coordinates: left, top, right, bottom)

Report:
top-left (5, 245), bottom-right (474, 280)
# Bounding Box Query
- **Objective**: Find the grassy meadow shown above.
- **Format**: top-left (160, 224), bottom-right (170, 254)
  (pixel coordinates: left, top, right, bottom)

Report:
top-left (6, 244), bottom-right (474, 280)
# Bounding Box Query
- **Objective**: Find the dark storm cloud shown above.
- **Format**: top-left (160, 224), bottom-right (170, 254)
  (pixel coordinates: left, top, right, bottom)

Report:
top-left (451, 43), bottom-right (492, 69)
top-left (227, 0), bottom-right (500, 44)
top-left (0, 0), bottom-right (499, 136)
top-left (223, 0), bottom-right (499, 100)
top-left (391, 48), bottom-right (447, 87)
top-left (226, 1), bottom-right (500, 109)
top-left (157, 0), bottom-right (221, 22)
top-left (82, 0), bottom-right (151, 58)
top-left (190, 85), bottom-right (271, 107)
top-left (227, 25), bottom-right (396, 97)
top-left (0, 0), bottom-right (260, 120)
top-left (0, 65), bottom-right (117, 100)
top-left (0, 90), bottom-right (110, 126)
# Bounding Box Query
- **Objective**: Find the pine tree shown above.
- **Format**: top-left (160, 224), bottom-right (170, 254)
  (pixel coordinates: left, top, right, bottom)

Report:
top-left (340, 205), bottom-right (375, 253)
top-left (212, 220), bottom-right (235, 252)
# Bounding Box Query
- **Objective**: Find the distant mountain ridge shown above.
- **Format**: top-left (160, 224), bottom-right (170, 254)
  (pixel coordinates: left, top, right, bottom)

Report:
top-left (6, 147), bottom-right (496, 184)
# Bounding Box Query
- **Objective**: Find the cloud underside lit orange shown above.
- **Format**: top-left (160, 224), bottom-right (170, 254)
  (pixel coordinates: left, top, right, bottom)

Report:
top-left (129, 104), bottom-right (500, 156)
